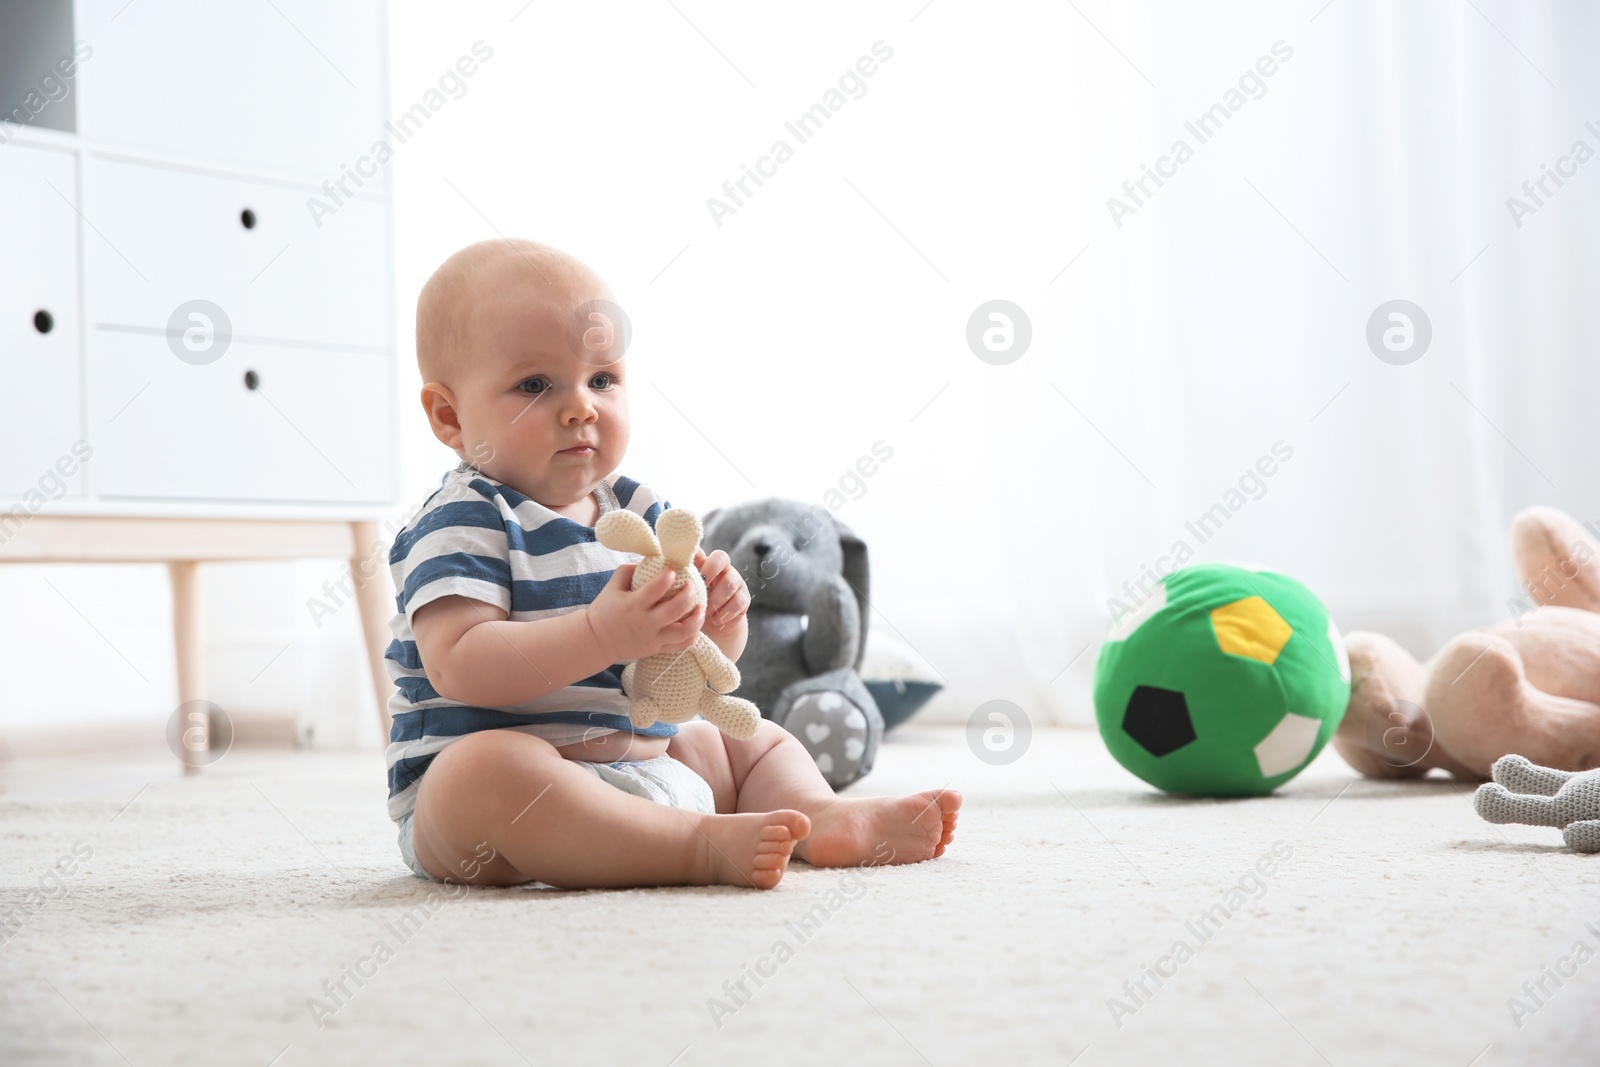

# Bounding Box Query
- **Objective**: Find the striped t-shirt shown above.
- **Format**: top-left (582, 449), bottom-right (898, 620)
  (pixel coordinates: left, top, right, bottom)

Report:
top-left (382, 461), bottom-right (676, 823)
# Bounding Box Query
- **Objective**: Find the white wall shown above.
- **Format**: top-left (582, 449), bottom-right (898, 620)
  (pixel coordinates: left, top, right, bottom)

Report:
top-left (4, 0), bottom-right (1596, 748)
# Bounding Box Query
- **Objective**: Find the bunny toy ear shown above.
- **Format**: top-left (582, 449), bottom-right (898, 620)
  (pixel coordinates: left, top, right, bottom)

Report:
top-left (655, 509), bottom-right (702, 566)
top-left (596, 510), bottom-right (661, 557)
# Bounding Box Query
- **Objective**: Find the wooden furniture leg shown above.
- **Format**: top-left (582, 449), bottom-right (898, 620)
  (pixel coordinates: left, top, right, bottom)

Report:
top-left (168, 560), bottom-right (206, 774)
top-left (350, 521), bottom-right (395, 741)
top-left (2, 517), bottom-right (389, 771)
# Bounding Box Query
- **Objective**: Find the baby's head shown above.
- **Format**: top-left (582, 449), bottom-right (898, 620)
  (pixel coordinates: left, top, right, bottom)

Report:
top-left (415, 238), bottom-right (628, 510)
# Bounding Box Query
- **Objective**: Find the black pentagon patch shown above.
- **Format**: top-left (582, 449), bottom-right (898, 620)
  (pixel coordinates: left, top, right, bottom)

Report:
top-left (1123, 685), bottom-right (1197, 757)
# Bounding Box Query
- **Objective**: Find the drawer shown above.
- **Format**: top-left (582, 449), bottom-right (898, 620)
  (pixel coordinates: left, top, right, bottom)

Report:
top-left (78, 0), bottom-right (386, 182)
top-left (87, 332), bottom-right (394, 505)
top-left (0, 141), bottom-right (84, 500)
top-left (82, 157), bottom-right (391, 352)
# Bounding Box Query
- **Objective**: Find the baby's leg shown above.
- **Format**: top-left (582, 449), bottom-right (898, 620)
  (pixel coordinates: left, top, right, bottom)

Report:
top-left (668, 720), bottom-right (961, 868)
top-left (409, 729), bottom-right (808, 889)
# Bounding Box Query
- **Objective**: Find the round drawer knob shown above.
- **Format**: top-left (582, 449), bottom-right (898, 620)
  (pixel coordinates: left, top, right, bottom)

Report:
top-left (243, 370), bottom-right (260, 390)
top-left (33, 309), bottom-right (54, 334)
top-left (240, 208), bottom-right (257, 230)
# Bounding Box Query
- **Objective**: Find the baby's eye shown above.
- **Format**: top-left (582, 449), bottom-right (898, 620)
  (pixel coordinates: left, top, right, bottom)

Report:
top-left (589, 373), bottom-right (614, 390)
top-left (518, 377), bottom-right (548, 395)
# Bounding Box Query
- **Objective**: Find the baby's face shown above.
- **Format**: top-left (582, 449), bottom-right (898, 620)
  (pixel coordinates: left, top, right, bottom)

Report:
top-left (445, 281), bottom-right (629, 509)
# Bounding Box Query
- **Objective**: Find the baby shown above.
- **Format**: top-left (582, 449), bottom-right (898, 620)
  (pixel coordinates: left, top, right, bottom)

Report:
top-left (384, 238), bottom-right (961, 889)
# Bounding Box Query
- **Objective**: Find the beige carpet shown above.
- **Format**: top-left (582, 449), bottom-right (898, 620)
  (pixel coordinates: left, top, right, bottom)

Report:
top-left (1, 725), bottom-right (1596, 1067)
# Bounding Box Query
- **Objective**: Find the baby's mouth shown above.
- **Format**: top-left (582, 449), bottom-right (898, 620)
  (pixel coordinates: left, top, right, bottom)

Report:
top-left (557, 443), bottom-right (597, 456)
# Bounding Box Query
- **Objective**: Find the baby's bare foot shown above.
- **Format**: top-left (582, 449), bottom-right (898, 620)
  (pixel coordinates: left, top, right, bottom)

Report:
top-left (699, 810), bottom-right (810, 889)
top-left (796, 789), bottom-right (962, 868)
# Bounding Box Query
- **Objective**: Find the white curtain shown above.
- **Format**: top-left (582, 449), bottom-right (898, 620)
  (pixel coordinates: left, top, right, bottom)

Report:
top-left (7, 0), bottom-right (1596, 740)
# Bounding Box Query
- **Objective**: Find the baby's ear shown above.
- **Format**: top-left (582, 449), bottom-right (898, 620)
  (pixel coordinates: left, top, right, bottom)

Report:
top-left (655, 509), bottom-right (702, 565)
top-left (596, 510), bottom-right (660, 556)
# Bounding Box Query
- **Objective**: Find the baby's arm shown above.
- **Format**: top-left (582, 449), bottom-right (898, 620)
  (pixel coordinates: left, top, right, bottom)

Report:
top-left (414, 563), bottom-right (700, 707)
top-left (694, 547), bottom-right (750, 664)
top-left (702, 613), bottom-right (748, 665)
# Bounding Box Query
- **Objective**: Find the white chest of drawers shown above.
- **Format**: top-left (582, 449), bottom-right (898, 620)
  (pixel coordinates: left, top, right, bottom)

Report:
top-left (1, 0), bottom-right (400, 765)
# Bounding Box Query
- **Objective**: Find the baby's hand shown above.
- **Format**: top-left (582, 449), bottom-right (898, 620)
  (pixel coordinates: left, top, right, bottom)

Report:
top-left (694, 547), bottom-right (750, 637)
top-left (586, 564), bottom-right (703, 662)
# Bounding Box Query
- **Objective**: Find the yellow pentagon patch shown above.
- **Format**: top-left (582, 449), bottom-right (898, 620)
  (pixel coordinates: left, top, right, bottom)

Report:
top-left (1210, 596), bottom-right (1293, 665)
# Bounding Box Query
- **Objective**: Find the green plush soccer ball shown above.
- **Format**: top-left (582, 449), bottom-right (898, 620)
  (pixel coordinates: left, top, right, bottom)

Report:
top-left (1094, 563), bottom-right (1351, 797)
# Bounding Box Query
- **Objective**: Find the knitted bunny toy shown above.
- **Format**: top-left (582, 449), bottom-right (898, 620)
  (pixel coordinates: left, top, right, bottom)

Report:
top-left (1475, 755), bottom-right (1600, 853)
top-left (595, 507), bottom-right (761, 740)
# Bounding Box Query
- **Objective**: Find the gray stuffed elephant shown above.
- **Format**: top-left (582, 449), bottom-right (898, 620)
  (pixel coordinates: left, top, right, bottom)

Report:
top-left (702, 499), bottom-right (883, 789)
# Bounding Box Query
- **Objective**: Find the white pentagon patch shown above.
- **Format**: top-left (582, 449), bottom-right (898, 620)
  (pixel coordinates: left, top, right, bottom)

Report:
top-left (1254, 712), bottom-right (1322, 778)
top-left (1109, 583), bottom-right (1167, 640)
top-left (1327, 618), bottom-right (1351, 683)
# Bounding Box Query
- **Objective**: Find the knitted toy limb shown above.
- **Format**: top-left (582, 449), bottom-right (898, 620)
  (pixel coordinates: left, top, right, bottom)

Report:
top-left (698, 688), bottom-right (761, 739)
top-left (1474, 754), bottom-right (1600, 853)
top-left (690, 632), bottom-right (741, 695)
top-left (597, 507), bottom-right (761, 741)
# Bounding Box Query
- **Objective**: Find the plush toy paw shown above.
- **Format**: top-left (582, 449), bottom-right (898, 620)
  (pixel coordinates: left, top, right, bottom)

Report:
top-left (1488, 753), bottom-right (1572, 796)
top-left (1474, 754), bottom-right (1600, 853)
top-left (629, 696), bottom-right (664, 732)
top-left (1564, 820), bottom-right (1600, 853)
top-left (698, 690), bottom-right (760, 741)
top-left (771, 684), bottom-right (876, 783)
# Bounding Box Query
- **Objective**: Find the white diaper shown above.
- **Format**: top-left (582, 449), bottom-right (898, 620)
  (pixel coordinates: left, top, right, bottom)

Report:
top-left (577, 753), bottom-right (716, 814)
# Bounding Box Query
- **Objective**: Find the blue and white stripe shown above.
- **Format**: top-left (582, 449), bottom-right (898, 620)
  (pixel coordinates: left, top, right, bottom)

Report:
top-left (382, 462), bottom-right (673, 822)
